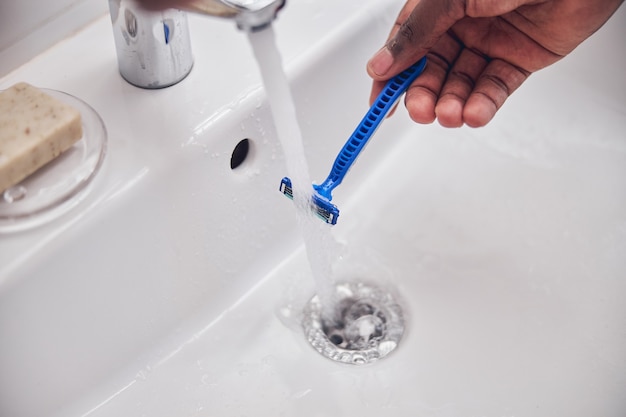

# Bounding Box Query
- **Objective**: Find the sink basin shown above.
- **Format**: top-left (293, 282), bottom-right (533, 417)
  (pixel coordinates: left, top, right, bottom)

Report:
top-left (1, 0), bottom-right (625, 416)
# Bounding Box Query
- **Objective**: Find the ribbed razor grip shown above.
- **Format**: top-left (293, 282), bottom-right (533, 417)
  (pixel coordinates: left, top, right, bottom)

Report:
top-left (314, 57), bottom-right (427, 199)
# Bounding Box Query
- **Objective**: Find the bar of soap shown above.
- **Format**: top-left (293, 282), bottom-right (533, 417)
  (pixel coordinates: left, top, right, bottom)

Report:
top-left (0, 82), bottom-right (83, 193)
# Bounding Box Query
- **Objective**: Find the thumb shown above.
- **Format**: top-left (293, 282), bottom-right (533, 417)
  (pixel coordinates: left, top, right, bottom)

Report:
top-left (367, 0), bottom-right (465, 80)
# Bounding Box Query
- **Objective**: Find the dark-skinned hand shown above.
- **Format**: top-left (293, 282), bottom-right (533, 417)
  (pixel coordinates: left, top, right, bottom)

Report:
top-left (367, 0), bottom-right (624, 127)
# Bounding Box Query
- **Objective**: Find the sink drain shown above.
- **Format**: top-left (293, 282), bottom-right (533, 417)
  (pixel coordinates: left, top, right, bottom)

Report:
top-left (302, 282), bottom-right (404, 365)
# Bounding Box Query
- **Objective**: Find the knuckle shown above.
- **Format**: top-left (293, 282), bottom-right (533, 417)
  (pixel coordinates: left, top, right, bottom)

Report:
top-left (398, 21), bottom-right (415, 41)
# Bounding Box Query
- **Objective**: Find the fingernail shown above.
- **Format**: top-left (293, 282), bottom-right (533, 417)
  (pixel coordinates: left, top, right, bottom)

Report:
top-left (369, 47), bottom-right (394, 76)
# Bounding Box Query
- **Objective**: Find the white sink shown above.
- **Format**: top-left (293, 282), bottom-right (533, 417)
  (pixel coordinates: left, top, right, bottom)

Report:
top-left (1, 1), bottom-right (625, 416)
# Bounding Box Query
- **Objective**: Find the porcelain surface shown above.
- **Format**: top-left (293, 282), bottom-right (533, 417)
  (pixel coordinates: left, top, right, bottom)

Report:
top-left (0, 1), bottom-right (625, 416)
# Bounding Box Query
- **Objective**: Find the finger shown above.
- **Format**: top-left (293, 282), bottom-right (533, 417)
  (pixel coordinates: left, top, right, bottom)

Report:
top-left (368, 80), bottom-right (402, 118)
top-left (367, 0), bottom-right (420, 110)
top-left (368, 30), bottom-right (461, 116)
top-left (368, 80), bottom-right (386, 107)
top-left (462, 59), bottom-right (530, 127)
top-left (404, 33), bottom-right (463, 124)
top-left (367, 0), bottom-right (444, 116)
top-left (381, 0), bottom-right (421, 43)
top-left (367, 0), bottom-right (466, 80)
top-left (465, 0), bottom-right (542, 17)
top-left (434, 48), bottom-right (489, 127)
top-left (367, 0), bottom-right (542, 81)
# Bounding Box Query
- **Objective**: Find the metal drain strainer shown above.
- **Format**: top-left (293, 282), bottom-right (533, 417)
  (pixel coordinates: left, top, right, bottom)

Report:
top-left (302, 282), bottom-right (404, 365)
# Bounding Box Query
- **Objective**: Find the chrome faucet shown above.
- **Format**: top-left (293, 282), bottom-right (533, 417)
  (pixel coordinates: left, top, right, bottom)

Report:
top-left (108, 0), bottom-right (285, 88)
top-left (180, 0), bottom-right (286, 32)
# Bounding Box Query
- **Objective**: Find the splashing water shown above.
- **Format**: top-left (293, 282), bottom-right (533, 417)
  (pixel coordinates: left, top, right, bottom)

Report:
top-left (247, 28), bottom-right (406, 364)
top-left (247, 27), bottom-right (338, 320)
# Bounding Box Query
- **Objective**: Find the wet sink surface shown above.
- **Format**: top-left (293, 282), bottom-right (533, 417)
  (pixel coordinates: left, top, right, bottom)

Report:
top-left (1, 0), bottom-right (625, 416)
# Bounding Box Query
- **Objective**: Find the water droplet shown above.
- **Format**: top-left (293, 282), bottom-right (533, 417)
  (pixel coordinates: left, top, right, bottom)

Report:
top-left (3, 185), bottom-right (27, 203)
top-left (352, 355), bottom-right (366, 364)
top-left (292, 388), bottom-right (312, 399)
top-left (278, 306), bottom-right (293, 323)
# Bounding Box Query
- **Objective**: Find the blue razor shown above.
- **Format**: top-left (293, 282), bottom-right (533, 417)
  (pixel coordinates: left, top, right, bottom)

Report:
top-left (280, 57), bottom-right (427, 225)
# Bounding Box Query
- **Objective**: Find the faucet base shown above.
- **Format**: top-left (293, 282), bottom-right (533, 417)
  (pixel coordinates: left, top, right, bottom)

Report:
top-left (109, 2), bottom-right (194, 89)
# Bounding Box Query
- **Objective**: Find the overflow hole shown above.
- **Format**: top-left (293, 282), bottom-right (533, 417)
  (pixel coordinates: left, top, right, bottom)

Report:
top-left (230, 138), bottom-right (250, 170)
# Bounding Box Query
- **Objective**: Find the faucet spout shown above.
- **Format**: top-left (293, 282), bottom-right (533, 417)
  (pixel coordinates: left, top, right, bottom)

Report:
top-left (183, 0), bottom-right (285, 31)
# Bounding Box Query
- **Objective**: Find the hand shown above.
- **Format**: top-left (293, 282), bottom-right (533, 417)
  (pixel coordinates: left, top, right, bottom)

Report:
top-left (367, 0), bottom-right (623, 127)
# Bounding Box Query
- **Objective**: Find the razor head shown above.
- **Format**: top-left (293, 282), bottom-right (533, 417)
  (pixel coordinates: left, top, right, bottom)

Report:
top-left (279, 177), bottom-right (339, 225)
top-left (311, 192), bottom-right (340, 225)
top-left (279, 177), bottom-right (294, 199)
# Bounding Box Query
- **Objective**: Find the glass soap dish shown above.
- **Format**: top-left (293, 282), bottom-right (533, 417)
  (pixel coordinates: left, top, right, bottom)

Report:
top-left (0, 88), bottom-right (107, 232)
